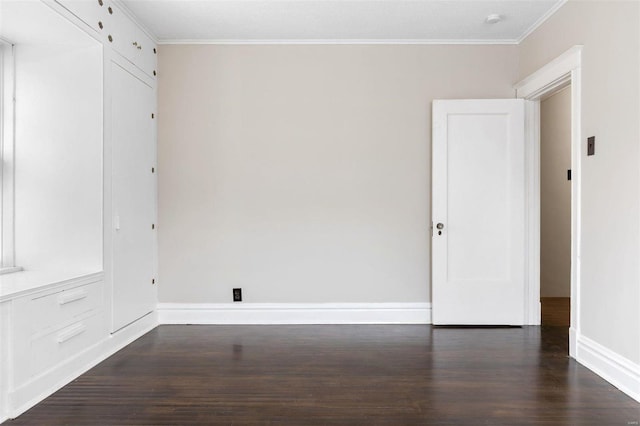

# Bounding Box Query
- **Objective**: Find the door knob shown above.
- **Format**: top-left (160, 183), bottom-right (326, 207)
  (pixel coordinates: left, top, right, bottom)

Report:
top-left (436, 223), bottom-right (444, 230)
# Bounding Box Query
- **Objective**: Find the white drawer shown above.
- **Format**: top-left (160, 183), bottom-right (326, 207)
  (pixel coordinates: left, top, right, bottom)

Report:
top-left (30, 314), bottom-right (103, 379)
top-left (30, 281), bottom-right (102, 335)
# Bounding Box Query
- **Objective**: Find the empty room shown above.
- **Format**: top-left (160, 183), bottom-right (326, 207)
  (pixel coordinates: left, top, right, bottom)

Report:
top-left (0, 0), bottom-right (639, 424)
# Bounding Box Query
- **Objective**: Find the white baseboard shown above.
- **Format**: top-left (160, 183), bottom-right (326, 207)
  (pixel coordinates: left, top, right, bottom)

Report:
top-left (569, 326), bottom-right (577, 358)
top-left (157, 302), bottom-right (432, 325)
top-left (576, 334), bottom-right (640, 403)
top-left (8, 312), bottom-right (158, 419)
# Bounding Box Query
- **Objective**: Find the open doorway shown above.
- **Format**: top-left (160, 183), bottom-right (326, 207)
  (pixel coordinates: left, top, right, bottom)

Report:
top-left (539, 85), bottom-right (572, 326)
top-left (515, 45), bottom-right (582, 357)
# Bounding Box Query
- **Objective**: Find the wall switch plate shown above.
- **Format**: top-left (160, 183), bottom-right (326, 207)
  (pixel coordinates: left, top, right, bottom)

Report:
top-left (587, 136), bottom-right (595, 156)
top-left (233, 288), bottom-right (242, 302)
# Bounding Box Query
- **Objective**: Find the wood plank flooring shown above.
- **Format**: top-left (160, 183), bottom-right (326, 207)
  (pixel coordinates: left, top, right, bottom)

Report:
top-left (10, 325), bottom-right (640, 425)
top-left (541, 297), bottom-right (571, 326)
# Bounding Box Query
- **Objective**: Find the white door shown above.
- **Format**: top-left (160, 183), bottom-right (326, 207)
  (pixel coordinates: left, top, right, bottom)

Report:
top-left (432, 99), bottom-right (525, 325)
top-left (111, 63), bottom-right (155, 332)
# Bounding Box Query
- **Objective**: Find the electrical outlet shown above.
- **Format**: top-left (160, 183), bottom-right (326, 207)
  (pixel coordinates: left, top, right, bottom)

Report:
top-left (233, 288), bottom-right (242, 302)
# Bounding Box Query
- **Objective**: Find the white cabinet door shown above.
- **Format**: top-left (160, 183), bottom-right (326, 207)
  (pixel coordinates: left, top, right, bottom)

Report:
top-left (55, 0), bottom-right (109, 35)
top-left (109, 2), bottom-right (157, 79)
top-left (133, 26), bottom-right (157, 78)
top-left (109, 2), bottom-right (138, 64)
top-left (0, 301), bottom-right (9, 421)
top-left (432, 99), bottom-right (525, 325)
top-left (111, 62), bottom-right (155, 332)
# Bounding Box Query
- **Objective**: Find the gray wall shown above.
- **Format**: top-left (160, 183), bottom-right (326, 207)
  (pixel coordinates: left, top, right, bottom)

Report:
top-left (519, 0), bottom-right (640, 363)
top-left (156, 0), bottom-right (640, 369)
top-left (157, 44), bottom-right (517, 303)
top-left (540, 87), bottom-right (571, 298)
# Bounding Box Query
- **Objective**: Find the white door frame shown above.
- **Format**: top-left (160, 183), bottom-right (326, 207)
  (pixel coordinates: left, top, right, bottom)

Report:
top-left (514, 45), bottom-right (582, 357)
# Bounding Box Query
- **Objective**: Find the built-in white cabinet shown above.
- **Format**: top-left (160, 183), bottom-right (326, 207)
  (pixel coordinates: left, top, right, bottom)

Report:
top-left (52, 0), bottom-right (159, 334)
top-left (9, 275), bottom-right (105, 388)
top-left (0, 273), bottom-right (105, 419)
top-left (109, 3), bottom-right (157, 78)
top-left (54, 0), bottom-right (112, 36)
top-left (0, 0), bottom-right (158, 421)
top-left (0, 302), bottom-right (11, 422)
top-left (56, 0), bottom-right (157, 78)
top-left (111, 63), bottom-right (157, 332)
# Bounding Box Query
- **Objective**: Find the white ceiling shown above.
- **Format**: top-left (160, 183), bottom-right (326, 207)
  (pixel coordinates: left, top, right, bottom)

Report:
top-left (120, 0), bottom-right (566, 44)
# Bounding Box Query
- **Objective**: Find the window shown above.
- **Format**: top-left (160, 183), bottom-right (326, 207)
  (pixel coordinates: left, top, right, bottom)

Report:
top-left (0, 39), bottom-right (19, 274)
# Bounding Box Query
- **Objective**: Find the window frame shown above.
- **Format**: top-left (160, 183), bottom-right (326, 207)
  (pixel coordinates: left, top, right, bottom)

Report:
top-left (0, 39), bottom-right (19, 274)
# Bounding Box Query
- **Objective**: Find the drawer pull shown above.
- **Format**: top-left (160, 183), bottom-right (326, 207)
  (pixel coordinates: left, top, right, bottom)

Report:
top-left (57, 323), bottom-right (87, 343)
top-left (58, 290), bottom-right (88, 305)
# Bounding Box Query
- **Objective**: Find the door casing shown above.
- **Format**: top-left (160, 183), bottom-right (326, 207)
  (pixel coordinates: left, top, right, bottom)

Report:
top-left (515, 45), bottom-right (582, 357)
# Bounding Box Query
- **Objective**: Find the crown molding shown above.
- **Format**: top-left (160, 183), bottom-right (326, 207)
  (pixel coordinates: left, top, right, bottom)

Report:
top-left (517, 0), bottom-right (567, 44)
top-left (157, 38), bottom-right (520, 46)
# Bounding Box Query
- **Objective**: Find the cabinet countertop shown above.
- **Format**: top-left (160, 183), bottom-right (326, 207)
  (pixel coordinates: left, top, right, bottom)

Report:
top-left (0, 270), bottom-right (103, 302)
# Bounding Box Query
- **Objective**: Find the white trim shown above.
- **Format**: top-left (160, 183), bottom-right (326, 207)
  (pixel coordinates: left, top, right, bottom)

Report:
top-left (0, 267), bottom-right (21, 276)
top-left (515, 46), bottom-right (582, 357)
top-left (7, 312), bottom-right (157, 419)
top-left (516, 0), bottom-right (567, 44)
top-left (0, 41), bottom-right (16, 269)
top-left (523, 100), bottom-right (541, 325)
top-left (157, 303), bottom-right (432, 325)
top-left (157, 39), bottom-right (519, 46)
top-left (568, 70), bottom-right (582, 357)
top-left (576, 335), bottom-right (640, 403)
top-left (515, 45), bottom-right (582, 99)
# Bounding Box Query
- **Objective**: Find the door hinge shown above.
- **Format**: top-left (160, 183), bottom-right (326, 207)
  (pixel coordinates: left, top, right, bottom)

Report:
top-left (151, 113), bottom-right (155, 119)
top-left (152, 223), bottom-right (155, 230)
top-left (151, 167), bottom-right (155, 173)
top-left (152, 278), bottom-right (156, 285)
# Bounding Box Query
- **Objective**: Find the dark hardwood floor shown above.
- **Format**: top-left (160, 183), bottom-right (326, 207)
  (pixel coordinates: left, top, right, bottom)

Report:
top-left (541, 297), bottom-right (571, 326)
top-left (10, 325), bottom-right (640, 425)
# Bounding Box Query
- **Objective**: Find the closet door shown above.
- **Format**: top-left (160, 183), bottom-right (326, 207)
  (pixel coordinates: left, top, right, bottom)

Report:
top-left (111, 62), bottom-right (155, 332)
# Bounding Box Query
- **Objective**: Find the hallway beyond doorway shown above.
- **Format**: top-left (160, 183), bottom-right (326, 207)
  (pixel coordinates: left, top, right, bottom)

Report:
top-left (541, 297), bottom-right (570, 326)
